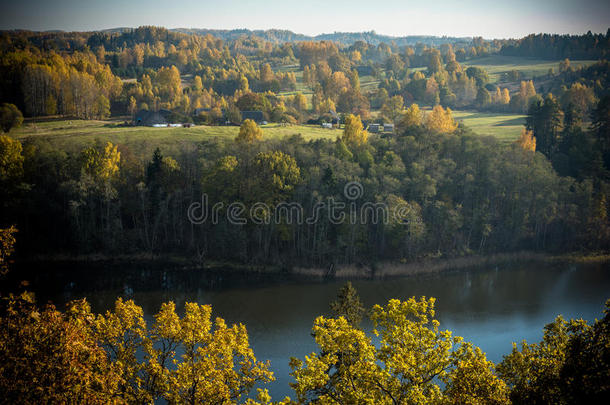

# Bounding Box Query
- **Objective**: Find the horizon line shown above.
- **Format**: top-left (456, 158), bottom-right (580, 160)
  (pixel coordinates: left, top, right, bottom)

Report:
top-left (2, 26), bottom-right (609, 42)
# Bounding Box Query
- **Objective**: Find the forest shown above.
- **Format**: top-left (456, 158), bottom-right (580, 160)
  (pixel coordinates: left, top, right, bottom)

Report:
top-left (0, 26), bottom-right (609, 266)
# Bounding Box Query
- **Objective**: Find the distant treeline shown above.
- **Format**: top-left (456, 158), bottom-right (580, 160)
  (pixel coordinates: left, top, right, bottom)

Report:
top-left (174, 28), bottom-right (478, 47)
top-left (500, 31), bottom-right (610, 60)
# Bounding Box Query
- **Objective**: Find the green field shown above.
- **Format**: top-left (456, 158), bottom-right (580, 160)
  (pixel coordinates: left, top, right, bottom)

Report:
top-left (452, 110), bottom-right (526, 141)
top-left (462, 55), bottom-right (597, 83)
top-left (11, 120), bottom-right (342, 155)
top-left (11, 109), bottom-right (525, 156)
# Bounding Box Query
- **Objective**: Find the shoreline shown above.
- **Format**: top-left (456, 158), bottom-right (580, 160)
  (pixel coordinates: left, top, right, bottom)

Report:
top-left (16, 251), bottom-right (610, 281)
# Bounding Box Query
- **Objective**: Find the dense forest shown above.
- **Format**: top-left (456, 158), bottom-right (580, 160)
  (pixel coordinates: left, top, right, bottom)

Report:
top-left (0, 26), bottom-right (609, 266)
top-left (500, 31), bottom-right (610, 60)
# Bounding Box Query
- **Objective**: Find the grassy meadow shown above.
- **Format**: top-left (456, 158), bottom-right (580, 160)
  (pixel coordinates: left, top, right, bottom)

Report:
top-left (11, 120), bottom-right (342, 155)
top-left (462, 55), bottom-right (597, 82)
top-left (452, 110), bottom-right (526, 141)
top-left (11, 109), bottom-right (526, 156)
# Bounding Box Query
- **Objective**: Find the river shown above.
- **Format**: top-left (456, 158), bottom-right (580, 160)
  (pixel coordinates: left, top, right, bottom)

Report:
top-left (13, 259), bottom-right (610, 399)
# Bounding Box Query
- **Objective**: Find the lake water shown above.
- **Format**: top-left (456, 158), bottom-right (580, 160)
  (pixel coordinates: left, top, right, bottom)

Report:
top-left (15, 259), bottom-right (610, 399)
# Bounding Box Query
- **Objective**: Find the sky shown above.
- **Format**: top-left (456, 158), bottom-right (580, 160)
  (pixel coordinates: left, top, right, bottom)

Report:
top-left (0, 0), bottom-right (608, 39)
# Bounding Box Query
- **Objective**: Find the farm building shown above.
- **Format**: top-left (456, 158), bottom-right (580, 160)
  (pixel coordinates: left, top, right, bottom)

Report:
top-left (383, 123), bottom-right (394, 133)
top-left (329, 110), bottom-right (340, 126)
top-left (240, 111), bottom-right (265, 123)
top-left (135, 109), bottom-right (173, 126)
top-left (368, 123), bottom-right (381, 133)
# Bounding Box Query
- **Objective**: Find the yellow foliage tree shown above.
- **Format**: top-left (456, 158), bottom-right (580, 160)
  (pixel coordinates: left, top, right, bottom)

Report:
top-left (95, 298), bottom-right (275, 403)
top-left (319, 98), bottom-right (336, 114)
top-left (290, 297), bottom-right (510, 404)
top-left (501, 88), bottom-right (511, 105)
top-left (0, 293), bottom-right (121, 404)
top-left (236, 119), bottom-right (263, 144)
top-left (341, 114), bottom-right (368, 147)
top-left (425, 105), bottom-right (458, 134)
top-left (154, 302), bottom-right (274, 404)
top-left (398, 103), bottom-right (424, 130)
top-left (515, 128), bottom-right (536, 152)
top-left (81, 142), bottom-right (120, 181)
top-left (0, 226), bottom-right (17, 276)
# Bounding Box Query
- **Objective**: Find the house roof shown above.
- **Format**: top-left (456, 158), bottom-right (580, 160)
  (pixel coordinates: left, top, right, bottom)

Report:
top-left (240, 111), bottom-right (265, 122)
top-left (135, 109), bottom-right (173, 126)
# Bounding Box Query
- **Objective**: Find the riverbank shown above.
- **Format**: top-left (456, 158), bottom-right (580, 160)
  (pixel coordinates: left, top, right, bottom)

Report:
top-left (17, 250), bottom-right (609, 281)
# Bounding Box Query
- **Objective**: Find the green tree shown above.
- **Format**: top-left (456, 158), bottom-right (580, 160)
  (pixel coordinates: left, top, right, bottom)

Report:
top-left (0, 103), bottom-right (24, 133)
top-left (329, 282), bottom-right (365, 327)
top-left (94, 95), bottom-right (111, 119)
top-left (252, 151), bottom-right (301, 203)
top-left (497, 315), bottom-right (590, 405)
top-left (0, 135), bottom-right (24, 184)
top-left (381, 95), bottom-right (404, 124)
top-left (526, 93), bottom-right (563, 159)
top-left (476, 87), bottom-right (492, 108)
top-left (398, 103), bottom-right (424, 132)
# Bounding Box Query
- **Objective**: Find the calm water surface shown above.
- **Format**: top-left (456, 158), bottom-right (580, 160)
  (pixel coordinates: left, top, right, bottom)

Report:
top-left (17, 260), bottom-right (610, 399)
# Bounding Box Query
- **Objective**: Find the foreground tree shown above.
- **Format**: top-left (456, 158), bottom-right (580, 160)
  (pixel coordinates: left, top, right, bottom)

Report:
top-left (95, 298), bottom-right (274, 404)
top-left (498, 301), bottom-right (610, 405)
top-left (0, 291), bottom-right (274, 404)
top-left (290, 297), bottom-right (509, 404)
top-left (0, 294), bottom-right (120, 404)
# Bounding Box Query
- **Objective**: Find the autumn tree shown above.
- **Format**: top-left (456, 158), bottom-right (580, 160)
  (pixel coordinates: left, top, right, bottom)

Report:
top-left (341, 114), bottom-right (368, 147)
top-left (397, 103), bottom-right (424, 132)
top-left (0, 226), bottom-right (17, 276)
top-left (236, 119), bottom-right (263, 144)
top-left (426, 49), bottom-right (443, 74)
top-left (560, 83), bottom-right (597, 123)
top-left (290, 297), bottom-right (510, 404)
top-left (515, 128), bottom-right (536, 152)
top-left (0, 293), bottom-right (120, 404)
top-left (150, 301), bottom-right (274, 404)
top-left (94, 95), bottom-right (111, 119)
top-left (0, 135), bottom-right (24, 184)
top-left (425, 105), bottom-right (458, 134)
top-left (154, 65), bottom-right (182, 107)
